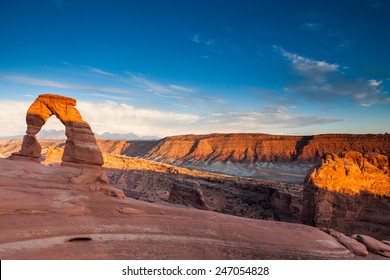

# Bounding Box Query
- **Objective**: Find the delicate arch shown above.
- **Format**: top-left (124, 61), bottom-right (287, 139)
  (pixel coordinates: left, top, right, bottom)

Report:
top-left (16, 94), bottom-right (103, 166)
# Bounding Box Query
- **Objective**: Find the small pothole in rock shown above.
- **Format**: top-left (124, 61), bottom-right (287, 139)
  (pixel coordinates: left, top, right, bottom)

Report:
top-left (67, 237), bottom-right (93, 242)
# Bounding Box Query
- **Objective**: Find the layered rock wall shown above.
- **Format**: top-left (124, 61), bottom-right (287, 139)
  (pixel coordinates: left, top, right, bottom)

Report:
top-left (303, 152), bottom-right (390, 239)
top-left (118, 133), bottom-right (390, 164)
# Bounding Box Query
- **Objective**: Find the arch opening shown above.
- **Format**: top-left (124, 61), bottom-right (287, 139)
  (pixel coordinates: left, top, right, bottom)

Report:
top-left (11, 94), bottom-right (103, 166)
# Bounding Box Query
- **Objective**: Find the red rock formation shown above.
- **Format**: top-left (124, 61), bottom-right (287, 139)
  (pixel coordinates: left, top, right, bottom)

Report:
top-left (303, 152), bottom-right (390, 239)
top-left (11, 94), bottom-right (103, 166)
top-left (118, 133), bottom-right (390, 164)
top-left (320, 228), bottom-right (368, 256)
top-left (352, 234), bottom-right (390, 257)
top-left (0, 157), bottom-right (368, 260)
top-left (7, 133), bottom-right (390, 167)
top-left (144, 134), bottom-right (303, 163)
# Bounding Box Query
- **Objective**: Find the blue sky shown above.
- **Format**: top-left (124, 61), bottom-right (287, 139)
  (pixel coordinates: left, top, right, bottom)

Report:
top-left (0, 0), bottom-right (389, 137)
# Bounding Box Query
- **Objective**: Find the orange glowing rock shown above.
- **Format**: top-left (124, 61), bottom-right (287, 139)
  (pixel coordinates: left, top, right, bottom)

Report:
top-left (13, 94), bottom-right (103, 166)
top-left (306, 151), bottom-right (390, 197)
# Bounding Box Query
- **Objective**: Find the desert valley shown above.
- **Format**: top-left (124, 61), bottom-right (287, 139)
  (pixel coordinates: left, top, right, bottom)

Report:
top-left (0, 94), bottom-right (389, 260)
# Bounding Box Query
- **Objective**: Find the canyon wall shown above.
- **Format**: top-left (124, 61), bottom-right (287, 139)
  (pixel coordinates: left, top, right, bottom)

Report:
top-left (302, 151), bottom-right (390, 239)
top-left (120, 133), bottom-right (390, 164)
top-left (2, 133), bottom-right (389, 165)
top-left (103, 154), bottom-right (303, 223)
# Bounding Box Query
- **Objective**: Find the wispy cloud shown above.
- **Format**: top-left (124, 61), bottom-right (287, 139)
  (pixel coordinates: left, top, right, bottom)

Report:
top-left (275, 47), bottom-right (389, 106)
top-left (276, 46), bottom-right (339, 77)
top-left (190, 33), bottom-right (216, 47)
top-left (60, 61), bottom-right (72, 66)
top-left (0, 74), bottom-right (133, 95)
top-left (301, 22), bottom-right (324, 31)
top-left (203, 106), bottom-right (343, 130)
top-left (206, 39), bottom-right (216, 46)
top-left (0, 100), bottom-right (32, 136)
top-left (0, 99), bottom-right (200, 137)
top-left (77, 101), bottom-right (200, 136)
top-left (337, 39), bottom-right (352, 50)
top-left (169, 84), bottom-right (195, 93)
top-left (127, 73), bottom-right (195, 97)
top-left (191, 34), bottom-right (201, 44)
top-left (87, 67), bottom-right (118, 77)
top-left (89, 93), bottom-right (130, 100)
top-left (0, 100), bottom-right (344, 137)
top-left (1, 67), bottom-right (199, 106)
top-left (368, 79), bottom-right (382, 87)
top-left (251, 88), bottom-right (297, 106)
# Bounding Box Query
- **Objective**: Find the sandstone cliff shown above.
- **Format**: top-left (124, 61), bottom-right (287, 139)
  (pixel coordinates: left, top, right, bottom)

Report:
top-left (303, 151), bottom-right (390, 239)
top-left (3, 134), bottom-right (389, 165)
top-left (2, 133), bottom-right (389, 183)
top-left (137, 133), bottom-right (390, 164)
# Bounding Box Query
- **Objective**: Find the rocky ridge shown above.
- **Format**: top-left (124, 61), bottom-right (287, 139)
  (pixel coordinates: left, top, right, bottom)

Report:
top-left (2, 133), bottom-right (389, 183)
top-left (137, 133), bottom-right (390, 164)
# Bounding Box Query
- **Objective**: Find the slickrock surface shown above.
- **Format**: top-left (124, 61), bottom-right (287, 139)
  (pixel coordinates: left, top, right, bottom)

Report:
top-left (11, 94), bottom-right (103, 166)
top-left (303, 152), bottom-right (390, 239)
top-left (321, 228), bottom-right (368, 256)
top-left (0, 158), bottom-right (376, 260)
top-left (352, 234), bottom-right (390, 257)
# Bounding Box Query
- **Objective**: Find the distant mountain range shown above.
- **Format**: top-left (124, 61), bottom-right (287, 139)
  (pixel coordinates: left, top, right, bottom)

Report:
top-left (0, 129), bottom-right (159, 141)
top-left (97, 132), bottom-right (158, 141)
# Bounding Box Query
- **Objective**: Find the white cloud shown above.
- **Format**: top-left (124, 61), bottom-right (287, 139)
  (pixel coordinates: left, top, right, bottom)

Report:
top-left (277, 47), bottom-right (339, 76)
top-left (169, 84), bottom-right (195, 93)
top-left (275, 47), bottom-right (389, 106)
top-left (76, 101), bottom-right (199, 136)
top-left (301, 22), bottom-right (324, 31)
top-left (202, 106), bottom-right (343, 130)
top-left (0, 100), bottom-right (30, 136)
top-left (0, 99), bottom-right (200, 137)
top-left (0, 99), bottom-right (343, 138)
top-left (0, 75), bottom-right (133, 95)
top-left (130, 75), bottom-right (172, 93)
top-left (190, 33), bottom-right (217, 48)
top-left (89, 94), bottom-right (130, 100)
top-left (128, 74), bottom-right (195, 97)
top-left (61, 61), bottom-right (72, 66)
top-left (368, 79), bottom-right (382, 87)
top-left (87, 67), bottom-right (118, 77)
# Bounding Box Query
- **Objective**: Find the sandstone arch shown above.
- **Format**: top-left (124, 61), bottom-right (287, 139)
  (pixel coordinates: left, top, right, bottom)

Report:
top-left (14, 94), bottom-right (103, 166)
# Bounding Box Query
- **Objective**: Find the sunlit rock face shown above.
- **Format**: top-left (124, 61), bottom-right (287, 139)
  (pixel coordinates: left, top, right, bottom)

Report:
top-left (140, 134), bottom-right (390, 164)
top-left (13, 94), bottom-right (103, 166)
top-left (303, 151), bottom-right (390, 239)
